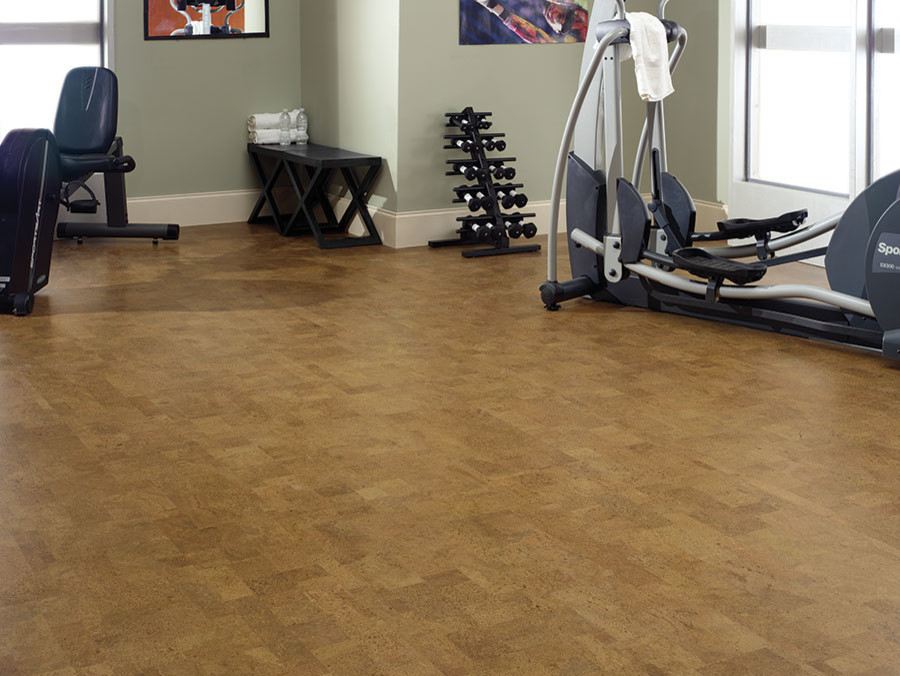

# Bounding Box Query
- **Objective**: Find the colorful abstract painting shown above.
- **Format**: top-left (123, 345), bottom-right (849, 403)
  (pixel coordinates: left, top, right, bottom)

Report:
top-left (460, 0), bottom-right (590, 45)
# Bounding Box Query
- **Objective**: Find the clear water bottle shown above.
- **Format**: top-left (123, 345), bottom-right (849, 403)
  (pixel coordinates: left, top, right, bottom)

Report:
top-left (296, 108), bottom-right (309, 146)
top-left (279, 109), bottom-right (291, 146)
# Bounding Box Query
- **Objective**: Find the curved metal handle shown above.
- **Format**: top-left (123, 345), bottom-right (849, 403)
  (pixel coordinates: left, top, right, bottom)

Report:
top-left (616, 0), bottom-right (626, 19)
top-left (547, 25), bottom-right (629, 282)
top-left (658, 0), bottom-right (670, 19)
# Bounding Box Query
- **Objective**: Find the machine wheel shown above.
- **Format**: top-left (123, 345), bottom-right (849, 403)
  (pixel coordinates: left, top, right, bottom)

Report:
top-left (12, 293), bottom-right (34, 317)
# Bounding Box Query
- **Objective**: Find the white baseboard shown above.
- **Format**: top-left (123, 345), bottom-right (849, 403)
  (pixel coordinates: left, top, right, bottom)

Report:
top-left (57, 187), bottom-right (261, 228)
top-left (127, 189), bottom-right (260, 227)
top-left (331, 194), bottom-right (727, 249)
top-left (113, 189), bottom-right (727, 249)
top-left (328, 196), bottom-right (562, 249)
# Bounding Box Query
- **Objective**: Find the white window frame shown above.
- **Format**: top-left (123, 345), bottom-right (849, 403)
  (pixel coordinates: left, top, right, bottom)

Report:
top-left (729, 0), bottom-right (872, 246)
top-left (0, 2), bottom-right (109, 67)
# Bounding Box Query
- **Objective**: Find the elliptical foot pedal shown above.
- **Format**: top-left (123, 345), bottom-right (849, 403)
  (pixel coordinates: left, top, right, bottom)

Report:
top-left (717, 209), bottom-right (808, 239)
top-left (69, 199), bottom-right (99, 214)
top-left (671, 248), bottom-right (768, 286)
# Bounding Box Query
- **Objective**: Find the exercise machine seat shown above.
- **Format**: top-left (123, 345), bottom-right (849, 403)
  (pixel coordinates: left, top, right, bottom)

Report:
top-left (54, 67), bottom-right (135, 182)
top-left (53, 66), bottom-right (178, 242)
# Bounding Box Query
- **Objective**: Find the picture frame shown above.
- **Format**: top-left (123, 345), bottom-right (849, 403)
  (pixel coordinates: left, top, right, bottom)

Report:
top-left (144, 0), bottom-right (269, 41)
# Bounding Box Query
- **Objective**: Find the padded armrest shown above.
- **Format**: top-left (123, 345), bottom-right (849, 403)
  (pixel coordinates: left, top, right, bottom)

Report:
top-left (60, 152), bottom-right (135, 182)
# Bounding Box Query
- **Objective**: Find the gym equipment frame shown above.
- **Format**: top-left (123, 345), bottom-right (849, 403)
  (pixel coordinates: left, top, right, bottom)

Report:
top-left (540, 0), bottom-right (900, 362)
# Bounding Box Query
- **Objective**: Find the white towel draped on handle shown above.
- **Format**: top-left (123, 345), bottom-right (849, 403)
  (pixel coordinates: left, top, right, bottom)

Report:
top-left (623, 12), bottom-right (674, 102)
top-left (248, 109), bottom-right (300, 131)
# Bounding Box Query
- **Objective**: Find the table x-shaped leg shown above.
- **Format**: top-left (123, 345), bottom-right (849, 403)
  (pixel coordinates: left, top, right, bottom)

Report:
top-left (313, 164), bottom-right (382, 249)
top-left (248, 153), bottom-right (288, 233)
top-left (284, 163), bottom-right (328, 237)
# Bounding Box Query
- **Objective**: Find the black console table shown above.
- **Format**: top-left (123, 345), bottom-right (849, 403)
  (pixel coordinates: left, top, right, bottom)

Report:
top-left (247, 143), bottom-right (383, 249)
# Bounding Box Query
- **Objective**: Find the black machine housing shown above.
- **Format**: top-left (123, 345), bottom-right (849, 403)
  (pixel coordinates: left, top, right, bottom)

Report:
top-left (0, 129), bottom-right (61, 316)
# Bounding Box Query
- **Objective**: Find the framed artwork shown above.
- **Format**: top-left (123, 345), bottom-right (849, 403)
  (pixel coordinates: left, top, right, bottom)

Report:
top-left (460, 0), bottom-right (590, 45)
top-left (144, 0), bottom-right (269, 40)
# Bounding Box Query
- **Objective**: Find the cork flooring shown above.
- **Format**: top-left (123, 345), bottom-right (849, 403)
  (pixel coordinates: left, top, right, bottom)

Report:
top-left (2, 223), bottom-right (900, 675)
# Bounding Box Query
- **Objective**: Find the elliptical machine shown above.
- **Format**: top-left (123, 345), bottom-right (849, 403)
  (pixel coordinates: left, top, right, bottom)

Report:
top-left (541, 0), bottom-right (900, 362)
top-left (170, 0), bottom-right (244, 36)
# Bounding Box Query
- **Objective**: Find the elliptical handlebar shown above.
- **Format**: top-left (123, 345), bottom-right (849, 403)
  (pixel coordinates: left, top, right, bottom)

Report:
top-left (615, 0), bottom-right (626, 19)
top-left (546, 24), bottom-right (629, 282)
top-left (658, 0), bottom-right (670, 19)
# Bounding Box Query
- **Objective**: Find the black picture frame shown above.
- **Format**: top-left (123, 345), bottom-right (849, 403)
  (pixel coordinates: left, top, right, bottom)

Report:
top-left (144, 0), bottom-right (270, 41)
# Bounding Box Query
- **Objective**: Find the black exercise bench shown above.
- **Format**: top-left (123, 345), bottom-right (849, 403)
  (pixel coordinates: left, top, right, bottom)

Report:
top-left (247, 142), bottom-right (383, 249)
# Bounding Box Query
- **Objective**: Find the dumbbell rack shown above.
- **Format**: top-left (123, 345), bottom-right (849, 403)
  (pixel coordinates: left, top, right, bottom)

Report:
top-left (429, 107), bottom-right (540, 258)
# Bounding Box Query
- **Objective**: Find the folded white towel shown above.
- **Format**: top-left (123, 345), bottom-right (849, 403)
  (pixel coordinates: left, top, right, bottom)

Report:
top-left (250, 129), bottom-right (300, 144)
top-left (624, 12), bottom-right (674, 102)
top-left (248, 109), bottom-right (300, 131)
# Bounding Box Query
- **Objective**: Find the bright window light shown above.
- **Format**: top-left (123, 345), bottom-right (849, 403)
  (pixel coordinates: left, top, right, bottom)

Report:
top-left (748, 0), bottom-right (856, 194)
top-left (752, 50), bottom-right (852, 194)
top-left (0, 45), bottom-right (101, 141)
top-left (758, 0), bottom-right (853, 26)
top-left (1, 1), bottom-right (99, 23)
top-left (874, 1), bottom-right (900, 180)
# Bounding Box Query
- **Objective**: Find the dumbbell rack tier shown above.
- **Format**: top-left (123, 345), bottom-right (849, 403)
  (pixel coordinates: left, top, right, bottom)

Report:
top-left (428, 107), bottom-right (540, 258)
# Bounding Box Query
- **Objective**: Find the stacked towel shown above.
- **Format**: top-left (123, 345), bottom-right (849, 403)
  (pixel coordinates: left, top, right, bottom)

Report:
top-left (250, 129), bottom-right (301, 145)
top-left (247, 110), bottom-right (300, 131)
top-left (624, 12), bottom-right (674, 102)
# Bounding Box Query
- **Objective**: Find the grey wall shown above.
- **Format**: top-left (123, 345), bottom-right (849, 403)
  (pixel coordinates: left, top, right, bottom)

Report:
top-left (113, 1), bottom-right (301, 198)
top-left (620, 0), bottom-right (720, 203)
top-left (112, 0), bottom-right (722, 209)
top-left (396, 0), bottom-right (589, 213)
top-left (298, 0), bottom-right (400, 211)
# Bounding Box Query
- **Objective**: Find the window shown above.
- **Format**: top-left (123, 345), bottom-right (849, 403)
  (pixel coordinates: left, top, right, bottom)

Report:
top-left (730, 0), bottom-right (897, 235)
top-left (748, 0), bottom-right (856, 195)
top-left (0, 2), bottom-right (105, 141)
top-left (873, 1), bottom-right (900, 181)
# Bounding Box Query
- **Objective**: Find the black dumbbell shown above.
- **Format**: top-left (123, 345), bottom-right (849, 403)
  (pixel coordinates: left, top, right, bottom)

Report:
top-left (505, 220), bottom-right (524, 239)
top-left (453, 139), bottom-right (475, 153)
top-left (481, 138), bottom-right (496, 152)
top-left (522, 222), bottom-right (538, 239)
top-left (450, 116), bottom-right (474, 132)
top-left (493, 140), bottom-right (507, 152)
top-left (496, 189), bottom-right (526, 210)
top-left (454, 163), bottom-right (483, 181)
top-left (477, 117), bottom-right (493, 130)
top-left (489, 164), bottom-right (516, 181)
top-left (496, 189), bottom-right (516, 210)
top-left (471, 221), bottom-right (502, 241)
top-left (460, 190), bottom-right (488, 212)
